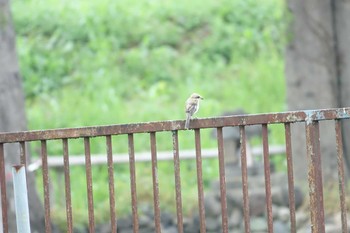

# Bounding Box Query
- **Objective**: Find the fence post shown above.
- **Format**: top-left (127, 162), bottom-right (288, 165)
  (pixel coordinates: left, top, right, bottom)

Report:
top-left (12, 165), bottom-right (31, 233)
top-left (305, 121), bottom-right (325, 233)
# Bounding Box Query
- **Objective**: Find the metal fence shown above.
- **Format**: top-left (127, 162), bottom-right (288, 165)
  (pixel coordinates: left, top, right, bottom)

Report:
top-left (0, 107), bottom-right (349, 233)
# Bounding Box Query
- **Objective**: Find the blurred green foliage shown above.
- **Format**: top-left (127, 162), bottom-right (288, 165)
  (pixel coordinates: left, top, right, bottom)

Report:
top-left (13, 0), bottom-right (286, 100)
top-left (12, 0), bottom-right (288, 230)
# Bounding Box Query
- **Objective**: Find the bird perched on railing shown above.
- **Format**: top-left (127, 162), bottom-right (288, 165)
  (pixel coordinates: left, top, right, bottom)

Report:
top-left (185, 93), bottom-right (203, 129)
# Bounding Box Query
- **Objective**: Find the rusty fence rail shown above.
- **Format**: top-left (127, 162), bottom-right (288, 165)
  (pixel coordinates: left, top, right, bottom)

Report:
top-left (0, 107), bottom-right (349, 233)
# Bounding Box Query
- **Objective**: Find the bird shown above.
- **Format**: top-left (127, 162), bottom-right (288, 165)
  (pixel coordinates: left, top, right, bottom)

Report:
top-left (185, 93), bottom-right (203, 129)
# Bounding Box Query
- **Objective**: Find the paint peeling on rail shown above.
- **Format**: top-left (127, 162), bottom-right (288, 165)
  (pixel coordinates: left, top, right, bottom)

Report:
top-left (336, 108), bottom-right (350, 118)
top-left (305, 110), bottom-right (326, 125)
top-left (305, 111), bottom-right (313, 125)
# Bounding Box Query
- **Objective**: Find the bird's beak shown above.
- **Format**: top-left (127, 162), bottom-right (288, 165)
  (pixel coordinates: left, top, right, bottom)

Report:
top-left (200, 97), bottom-right (204, 100)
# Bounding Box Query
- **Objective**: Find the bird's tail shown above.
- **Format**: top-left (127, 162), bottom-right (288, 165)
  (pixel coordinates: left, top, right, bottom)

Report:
top-left (185, 113), bottom-right (191, 129)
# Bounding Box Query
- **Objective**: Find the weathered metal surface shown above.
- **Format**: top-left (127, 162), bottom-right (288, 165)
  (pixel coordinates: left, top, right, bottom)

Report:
top-left (41, 140), bottom-right (52, 233)
top-left (12, 165), bottom-right (31, 233)
top-left (150, 132), bottom-right (161, 233)
top-left (1, 107), bottom-right (349, 233)
top-left (217, 127), bottom-right (228, 233)
top-left (335, 120), bottom-right (348, 233)
top-left (0, 143), bottom-right (8, 233)
top-left (128, 134), bottom-right (139, 233)
top-left (240, 126), bottom-right (250, 233)
top-left (1, 107), bottom-right (350, 143)
top-left (172, 131), bottom-right (184, 233)
top-left (194, 129), bottom-right (206, 233)
top-left (262, 124), bottom-right (273, 233)
top-left (305, 121), bottom-right (325, 233)
top-left (19, 142), bottom-right (26, 167)
top-left (106, 136), bottom-right (117, 233)
top-left (84, 137), bottom-right (95, 233)
top-left (284, 123), bottom-right (296, 233)
top-left (62, 138), bottom-right (73, 233)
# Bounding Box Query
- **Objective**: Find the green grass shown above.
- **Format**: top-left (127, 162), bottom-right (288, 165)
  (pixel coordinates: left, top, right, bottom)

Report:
top-left (11, 0), bottom-right (288, 230)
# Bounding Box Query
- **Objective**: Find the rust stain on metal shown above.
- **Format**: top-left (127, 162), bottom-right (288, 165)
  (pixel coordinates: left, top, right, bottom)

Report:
top-left (106, 135), bottom-right (117, 233)
top-left (194, 129), bottom-right (206, 233)
top-left (84, 137), bottom-right (95, 233)
top-left (305, 122), bottom-right (325, 233)
top-left (217, 127), bottom-right (228, 233)
top-left (0, 143), bottom-right (8, 233)
top-left (172, 131), bottom-right (184, 233)
top-left (62, 138), bottom-right (73, 233)
top-left (240, 126), bottom-right (251, 233)
top-left (19, 141), bottom-right (26, 167)
top-left (335, 120), bottom-right (348, 233)
top-left (41, 140), bottom-right (52, 233)
top-left (262, 124), bottom-right (274, 233)
top-left (284, 123), bottom-right (296, 233)
top-left (13, 165), bottom-right (24, 173)
top-left (128, 134), bottom-right (139, 232)
top-left (150, 132), bottom-right (161, 233)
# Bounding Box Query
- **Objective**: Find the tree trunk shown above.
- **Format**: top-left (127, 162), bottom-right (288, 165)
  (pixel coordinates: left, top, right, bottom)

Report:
top-left (285, 0), bottom-right (339, 181)
top-left (0, 0), bottom-right (46, 232)
top-left (334, 0), bottom-right (350, 177)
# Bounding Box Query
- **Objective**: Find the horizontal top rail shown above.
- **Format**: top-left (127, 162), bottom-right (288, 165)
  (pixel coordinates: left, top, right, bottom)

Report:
top-left (0, 107), bottom-right (349, 143)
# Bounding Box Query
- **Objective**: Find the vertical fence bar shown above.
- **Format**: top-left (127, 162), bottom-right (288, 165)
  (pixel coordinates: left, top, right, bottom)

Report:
top-left (334, 120), bottom-right (348, 233)
top-left (19, 142), bottom-right (28, 194)
top-left (262, 124), bottom-right (273, 233)
top-left (19, 142), bottom-right (26, 167)
top-left (84, 137), bottom-right (95, 233)
top-left (12, 165), bottom-right (31, 233)
top-left (284, 123), bottom-right (296, 233)
top-left (150, 132), bottom-right (161, 233)
top-left (172, 131), bottom-right (183, 233)
top-left (240, 126), bottom-right (250, 233)
top-left (305, 121), bottom-right (325, 233)
top-left (194, 129), bottom-right (206, 233)
top-left (0, 143), bottom-right (8, 233)
top-left (62, 139), bottom-right (73, 233)
top-left (106, 135), bottom-right (117, 232)
top-left (217, 127), bottom-right (228, 233)
top-left (41, 140), bottom-right (52, 233)
top-left (128, 134), bottom-right (139, 233)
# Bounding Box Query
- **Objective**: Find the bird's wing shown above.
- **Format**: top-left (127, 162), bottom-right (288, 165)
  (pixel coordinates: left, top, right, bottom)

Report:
top-left (186, 100), bottom-right (198, 115)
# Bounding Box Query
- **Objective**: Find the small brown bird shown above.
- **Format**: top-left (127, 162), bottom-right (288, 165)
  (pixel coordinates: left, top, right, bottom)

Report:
top-left (185, 93), bottom-right (203, 129)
